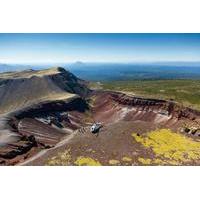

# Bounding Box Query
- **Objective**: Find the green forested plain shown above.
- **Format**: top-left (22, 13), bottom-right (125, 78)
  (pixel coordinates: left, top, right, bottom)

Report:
top-left (101, 80), bottom-right (200, 110)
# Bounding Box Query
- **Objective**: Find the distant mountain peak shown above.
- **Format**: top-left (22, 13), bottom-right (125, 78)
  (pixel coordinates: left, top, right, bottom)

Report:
top-left (74, 61), bottom-right (84, 65)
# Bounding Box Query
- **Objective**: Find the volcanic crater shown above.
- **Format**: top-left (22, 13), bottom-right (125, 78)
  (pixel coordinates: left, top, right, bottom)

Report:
top-left (0, 67), bottom-right (200, 166)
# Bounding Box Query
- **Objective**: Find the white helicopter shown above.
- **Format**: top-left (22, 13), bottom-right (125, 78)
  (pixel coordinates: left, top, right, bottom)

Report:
top-left (90, 122), bottom-right (103, 134)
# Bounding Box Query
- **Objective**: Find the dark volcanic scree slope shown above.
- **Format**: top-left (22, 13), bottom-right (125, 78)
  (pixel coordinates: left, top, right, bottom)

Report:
top-left (0, 67), bottom-right (90, 165)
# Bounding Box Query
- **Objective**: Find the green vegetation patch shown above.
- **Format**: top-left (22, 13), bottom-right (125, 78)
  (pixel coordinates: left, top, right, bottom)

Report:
top-left (102, 80), bottom-right (200, 110)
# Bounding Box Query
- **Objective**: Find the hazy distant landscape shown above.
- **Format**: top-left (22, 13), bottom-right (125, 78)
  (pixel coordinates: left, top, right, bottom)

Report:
top-left (1, 62), bottom-right (200, 81)
top-left (67, 62), bottom-right (200, 81)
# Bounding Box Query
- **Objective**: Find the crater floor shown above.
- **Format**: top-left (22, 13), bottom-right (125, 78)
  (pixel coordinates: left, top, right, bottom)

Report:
top-left (17, 91), bottom-right (200, 166)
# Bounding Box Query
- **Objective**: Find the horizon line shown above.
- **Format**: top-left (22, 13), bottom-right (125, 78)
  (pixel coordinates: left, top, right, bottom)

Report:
top-left (1, 60), bottom-right (200, 65)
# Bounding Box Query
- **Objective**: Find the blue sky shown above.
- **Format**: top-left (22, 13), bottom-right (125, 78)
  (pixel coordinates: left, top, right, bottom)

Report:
top-left (0, 33), bottom-right (199, 63)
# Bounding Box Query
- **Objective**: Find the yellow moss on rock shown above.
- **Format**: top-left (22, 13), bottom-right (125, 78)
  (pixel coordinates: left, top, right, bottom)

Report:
top-left (46, 149), bottom-right (71, 166)
top-left (122, 156), bottom-right (132, 162)
top-left (132, 129), bottom-right (200, 165)
top-left (74, 156), bottom-right (101, 166)
top-left (153, 158), bottom-right (167, 165)
top-left (108, 159), bottom-right (120, 165)
top-left (138, 157), bottom-right (152, 165)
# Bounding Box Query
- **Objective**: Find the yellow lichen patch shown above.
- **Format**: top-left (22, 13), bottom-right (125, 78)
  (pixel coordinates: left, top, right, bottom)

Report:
top-left (132, 129), bottom-right (200, 165)
top-left (138, 157), bottom-right (152, 165)
top-left (122, 156), bottom-right (132, 162)
top-left (74, 156), bottom-right (101, 166)
top-left (153, 158), bottom-right (167, 165)
top-left (108, 159), bottom-right (120, 165)
top-left (46, 149), bottom-right (71, 166)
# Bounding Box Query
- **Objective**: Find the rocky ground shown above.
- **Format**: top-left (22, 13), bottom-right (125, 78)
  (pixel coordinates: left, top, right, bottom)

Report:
top-left (1, 67), bottom-right (200, 166)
